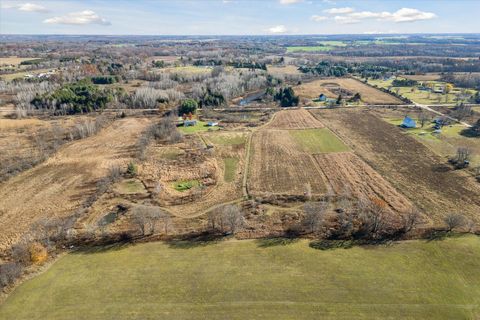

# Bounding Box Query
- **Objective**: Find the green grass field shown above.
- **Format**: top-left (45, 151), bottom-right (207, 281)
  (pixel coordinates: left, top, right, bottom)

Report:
top-left (224, 157), bottom-right (238, 182)
top-left (286, 46), bottom-right (334, 52)
top-left (172, 179), bottom-right (200, 192)
top-left (290, 128), bottom-right (350, 153)
top-left (1, 236), bottom-right (479, 319)
top-left (177, 120), bottom-right (219, 134)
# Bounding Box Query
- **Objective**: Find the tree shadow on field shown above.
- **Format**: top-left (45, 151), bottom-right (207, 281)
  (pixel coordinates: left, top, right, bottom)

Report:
top-left (431, 164), bottom-right (452, 173)
top-left (72, 241), bottom-right (135, 255)
top-left (166, 232), bottom-right (227, 249)
top-left (256, 237), bottom-right (300, 248)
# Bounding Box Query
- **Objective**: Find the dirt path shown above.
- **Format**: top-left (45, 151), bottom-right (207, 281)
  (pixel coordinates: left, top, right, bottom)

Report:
top-left (0, 117), bottom-right (150, 251)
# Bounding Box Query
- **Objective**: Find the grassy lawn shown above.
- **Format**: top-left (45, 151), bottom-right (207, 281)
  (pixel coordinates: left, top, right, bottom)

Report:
top-left (172, 179), bottom-right (200, 192)
top-left (1, 236), bottom-right (480, 319)
top-left (286, 46), bottom-right (334, 52)
top-left (113, 179), bottom-right (148, 195)
top-left (224, 157), bottom-right (238, 182)
top-left (177, 120), bottom-right (219, 134)
top-left (290, 128), bottom-right (350, 153)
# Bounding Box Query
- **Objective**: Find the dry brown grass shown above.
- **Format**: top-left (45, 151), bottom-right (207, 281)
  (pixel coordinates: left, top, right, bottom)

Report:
top-left (402, 74), bottom-right (442, 81)
top-left (312, 108), bottom-right (480, 225)
top-left (295, 78), bottom-right (403, 104)
top-left (267, 64), bottom-right (301, 76)
top-left (0, 118), bottom-right (150, 251)
top-left (0, 57), bottom-right (37, 66)
top-left (266, 108), bottom-right (324, 130)
top-left (248, 129), bottom-right (326, 196)
top-left (314, 152), bottom-right (414, 214)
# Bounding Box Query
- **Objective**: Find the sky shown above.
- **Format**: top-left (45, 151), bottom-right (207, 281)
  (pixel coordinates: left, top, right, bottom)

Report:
top-left (0, 0), bottom-right (479, 35)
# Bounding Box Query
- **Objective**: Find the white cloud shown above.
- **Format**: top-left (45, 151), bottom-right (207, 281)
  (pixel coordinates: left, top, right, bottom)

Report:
top-left (334, 15), bottom-right (359, 24)
top-left (43, 10), bottom-right (111, 26)
top-left (310, 15), bottom-right (328, 22)
top-left (333, 7), bottom-right (436, 24)
top-left (18, 3), bottom-right (49, 12)
top-left (324, 7), bottom-right (354, 14)
top-left (267, 25), bottom-right (288, 33)
top-left (1, 2), bottom-right (49, 13)
top-left (388, 8), bottom-right (436, 23)
top-left (279, 0), bottom-right (303, 5)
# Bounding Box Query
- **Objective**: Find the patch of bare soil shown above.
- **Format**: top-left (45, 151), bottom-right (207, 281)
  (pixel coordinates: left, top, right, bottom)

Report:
top-left (311, 108), bottom-right (480, 224)
top-left (0, 117), bottom-right (150, 251)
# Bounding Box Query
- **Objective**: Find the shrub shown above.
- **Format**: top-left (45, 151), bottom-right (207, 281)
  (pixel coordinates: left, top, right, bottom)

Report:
top-left (29, 242), bottom-right (48, 264)
top-left (179, 99), bottom-right (198, 115)
top-left (91, 76), bottom-right (118, 84)
top-left (127, 162), bottom-right (138, 176)
top-left (0, 263), bottom-right (22, 288)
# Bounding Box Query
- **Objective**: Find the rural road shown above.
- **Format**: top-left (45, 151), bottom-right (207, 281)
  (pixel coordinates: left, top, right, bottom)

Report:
top-left (413, 103), bottom-right (472, 127)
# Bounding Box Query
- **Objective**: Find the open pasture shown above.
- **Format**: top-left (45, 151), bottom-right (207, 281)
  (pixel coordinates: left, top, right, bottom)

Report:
top-left (0, 56), bottom-right (37, 66)
top-left (402, 73), bottom-right (442, 81)
top-left (266, 64), bottom-right (301, 76)
top-left (2, 236), bottom-right (480, 320)
top-left (295, 78), bottom-right (403, 105)
top-left (312, 109), bottom-right (480, 224)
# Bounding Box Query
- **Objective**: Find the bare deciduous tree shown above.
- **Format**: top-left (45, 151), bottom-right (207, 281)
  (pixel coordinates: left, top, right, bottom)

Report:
top-left (444, 213), bottom-right (465, 232)
top-left (303, 201), bottom-right (328, 234)
top-left (401, 208), bottom-right (422, 234)
top-left (222, 205), bottom-right (243, 234)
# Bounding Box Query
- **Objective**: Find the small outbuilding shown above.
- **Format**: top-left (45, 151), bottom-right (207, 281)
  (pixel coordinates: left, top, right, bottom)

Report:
top-left (401, 116), bottom-right (417, 129)
top-left (184, 120), bottom-right (197, 127)
top-left (318, 94), bottom-right (327, 101)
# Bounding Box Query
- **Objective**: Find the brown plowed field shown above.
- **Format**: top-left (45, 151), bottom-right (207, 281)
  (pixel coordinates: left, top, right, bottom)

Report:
top-left (295, 78), bottom-right (403, 105)
top-left (312, 109), bottom-right (480, 224)
top-left (314, 152), bottom-right (413, 213)
top-left (0, 117), bottom-right (150, 251)
top-left (248, 129), bottom-right (326, 196)
top-left (266, 108), bottom-right (324, 130)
